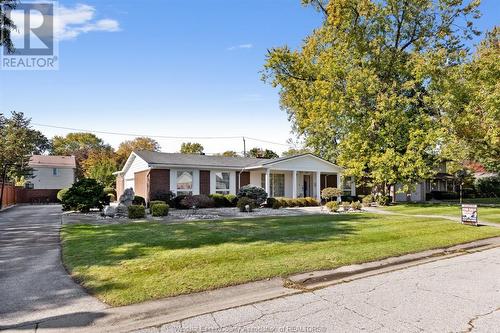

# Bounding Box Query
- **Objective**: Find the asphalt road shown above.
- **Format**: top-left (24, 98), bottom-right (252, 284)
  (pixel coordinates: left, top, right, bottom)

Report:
top-left (0, 205), bottom-right (105, 330)
top-left (142, 247), bottom-right (500, 333)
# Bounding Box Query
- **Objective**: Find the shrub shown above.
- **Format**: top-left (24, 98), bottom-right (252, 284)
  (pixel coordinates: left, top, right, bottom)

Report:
top-left (362, 194), bottom-right (373, 207)
top-left (57, 188), bottom-right (69, 202)
top-left (297, 198), bottom-right (308, 207)
top-left (237, 185), bottom-right (268, 205)
top-left (272, 199), bottom-right (282, 209)
top-left (266, 197), bottom-right (278, 208)
top-left (151, 203), bottom-right (169, 217)
top-left (237, 197), bottom-right (257, 212)
top-left (151, 190), bottom-right (175, 205)
top-left (61, 178), bottom-right (107, 212)
top-left (128, 205), bottom-right (146, 219)
top-left (475, 176), bottom-right (500, 197)
top-left (305, 197), bottom-right (319, 206)
top-left (180, 195), bottom-right (215, 209)
top-left (173, 195), bottom-right (188, 209)
top-left (341, 201), bottom-right (351, 211)
top-left (321, 187), bottom-right (342, 201)
top-left (341, 195), bottom-right (360, 202)
top-left (325, 201), bottom-right (339, 212)
top-left (376, 195), bottom-right (392, 206)
top-left (429, 191), bottom-right (459, 200)
top-left (149, 200), bottom-right (166, 209)
top-left (108, 193), bottom-right (116, 202)
top-left (209, 193), bottom-right (230, 207)
top-left (132, 196), bottom-right (146, 206)
top-left (351, 201), bottom-right (362, 210)
top-left (225, 194), bottom-right (238, 207)
top-left (278, 198), bottom-right (288, 208)
top-left (103, 187), bottom-right (116, 197)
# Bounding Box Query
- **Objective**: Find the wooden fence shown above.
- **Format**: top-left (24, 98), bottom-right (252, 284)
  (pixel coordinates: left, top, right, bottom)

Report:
top-left (1, 183), bottom-right (60, 209)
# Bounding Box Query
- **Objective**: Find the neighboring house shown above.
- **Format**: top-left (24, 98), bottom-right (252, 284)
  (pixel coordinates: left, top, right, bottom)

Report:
top-left (115, 151), bottom-right (354, 202)
top-left (26, 155), bottom-right (76, 190)
top-left (392, 162), bottom-right (457, 202)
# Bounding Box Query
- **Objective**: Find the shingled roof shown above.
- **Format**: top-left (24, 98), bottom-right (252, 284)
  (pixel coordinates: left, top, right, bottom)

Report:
top-left (29, 155), bottom-right (76, 168)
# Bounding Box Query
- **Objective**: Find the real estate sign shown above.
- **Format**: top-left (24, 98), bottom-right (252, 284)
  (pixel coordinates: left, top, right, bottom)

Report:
top-left (461, 204), bottom-right (478, 226)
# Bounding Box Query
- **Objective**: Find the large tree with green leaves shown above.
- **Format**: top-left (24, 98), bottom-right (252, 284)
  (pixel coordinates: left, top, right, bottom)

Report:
top-left (0, 112), bottom-right (49, 208)
top-left (248, 148), bottom-right (279, 159)
top-left (442, 26), bottom-right (500, 172)
top-left (0, 0), bottom-right (17, 54)
top-left (115, 137), bottom-right (160, 168)
top-left (50, 133), bottom-right (112, 179)
top-left (263, 0), bottom-right (480, 193)
top-left (82, 150), bottom-right (117, 187)
top-left (180, 142), bottom-right (204, 154)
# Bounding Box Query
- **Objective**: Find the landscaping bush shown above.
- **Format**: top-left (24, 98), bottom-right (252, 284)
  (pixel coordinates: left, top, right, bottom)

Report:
top-left (225, 194), bottom-right (238, 207)
top-left (57, 188), bottom-right (69, 202)
top-left (278, 198), bottom-right (288, 208)
top-left (61, 178), bottom-right (108, 212)
top-left (237, 197), bottom-right (257, 212)
top-left (321, 187), bottom-right (342, 201)
top-left (376, 195), bottom-right (392, 206)
top-left (209, 193), bottom-right (230, 207)
top-left (108, 193), bottom-right (116, 202)
top-left (362, 194), bottom-right (373, 207)
top-left (149, 200), bottom-right (166, 209)
top-left (266, 197), bottom-right (278, 208)
top-left (351, 201), bottom-right (362, 210)
top-left (173, 195), bottom-right (188, 209)
top-left (429, 191), bottom-right (459, 200)
top-left (180, 195), bottom-right (215, 209)
top-left (341, 195), bottom-right (360, 202)
top-left (305, 197), bottom-right (319, 206)
top-left (341, 201), bottom-right (351, 211)
top-left (151, 203), bottom-right (169, 217)
top-left (297, 198), bottom-right (308, 207)
top-left (151, 190), bottom-right (175, 205)
top-left (475, 176), bottom-right (500, 197)
top-left (104, 187), bottom-right (116, 197)
top-left (237, 185), bottom-right (268, 205)
top-left (132, 195), bottom-right (146, 206)
top-left (128, 205), bottom-right (146, 219)
top-left (325, 201), bottom-right (339, 212)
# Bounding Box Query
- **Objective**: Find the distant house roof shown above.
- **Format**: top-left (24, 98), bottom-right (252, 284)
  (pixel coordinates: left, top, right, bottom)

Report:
top-left (29, 155), bottom-right (76, 168)
top-left (134, 151), bottom-right (269, 169)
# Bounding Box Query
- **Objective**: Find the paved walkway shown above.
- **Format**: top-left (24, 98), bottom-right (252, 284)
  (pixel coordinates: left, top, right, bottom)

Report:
top-left (139, 246), bottom-right (500, 333)
top-left (0, 205), bottom-right (106, 330)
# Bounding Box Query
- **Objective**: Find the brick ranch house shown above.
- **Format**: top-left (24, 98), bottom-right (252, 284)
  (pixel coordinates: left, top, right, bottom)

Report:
top-left (115, 151), bottom-right (355, 202)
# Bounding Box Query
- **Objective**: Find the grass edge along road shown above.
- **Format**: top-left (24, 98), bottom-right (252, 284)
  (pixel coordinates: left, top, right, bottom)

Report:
top-left (61, 213), bottom-right (500, 306)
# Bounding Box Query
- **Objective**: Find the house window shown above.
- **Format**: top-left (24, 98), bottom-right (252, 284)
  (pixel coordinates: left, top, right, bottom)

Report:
top-left (343, 178), bottom-right (352, 195)
top-left (261, 173), bottom-right (285, 197)
top-left (215, 172), bottom-right (230, 194)
top-left (176, 171), bottom-right (193, 195)
top-left (52, 168), bottom-right (59, 176)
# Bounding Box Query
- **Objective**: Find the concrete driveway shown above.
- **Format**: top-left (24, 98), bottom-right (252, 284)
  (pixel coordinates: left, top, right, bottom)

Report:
top-left (0, 205), bottom-right (106, 331)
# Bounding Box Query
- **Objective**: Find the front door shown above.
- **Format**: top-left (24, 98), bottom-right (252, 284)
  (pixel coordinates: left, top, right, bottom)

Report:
top-left (303, 175), bottom-right (311, 197)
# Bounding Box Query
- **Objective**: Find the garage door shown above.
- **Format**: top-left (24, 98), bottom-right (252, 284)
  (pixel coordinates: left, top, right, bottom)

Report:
top-left (124, 178), bottom-right (134, 190)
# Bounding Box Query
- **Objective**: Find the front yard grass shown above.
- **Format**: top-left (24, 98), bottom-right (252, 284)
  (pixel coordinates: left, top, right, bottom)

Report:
top-left (381, 204), bottom-right (500, 223)
top-left (61, 214), bottom-right (500, 306)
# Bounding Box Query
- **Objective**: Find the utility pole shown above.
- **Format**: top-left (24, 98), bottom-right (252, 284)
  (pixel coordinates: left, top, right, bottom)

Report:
top-left (243, 137), bottom-right (247, 157)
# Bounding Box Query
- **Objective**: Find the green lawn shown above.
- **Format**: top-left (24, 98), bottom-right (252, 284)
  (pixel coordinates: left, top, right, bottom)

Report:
top-left (381, 204), bottom-right (500, 223)
top-left (61, 214), bottom-right (500, 306)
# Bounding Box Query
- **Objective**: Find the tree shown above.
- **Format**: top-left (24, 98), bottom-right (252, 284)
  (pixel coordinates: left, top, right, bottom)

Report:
top-left (82, 150), bottom-right (117, 187)
top-left (443, 27), bottom-right (500, 172)
top-left (248, 148), bottom-right (279, 159)
top-left (0, 0), bottom-right (17, 54)
top-left (263, 0), bottom-right (480, 193)
top-left (215, 151), bottom-right (239, 157)
top-left (180, 142), bottom-right (204, 154)
top-left (0, 112), bottom-right (49, 209)
top-left (281, 147), bottom-right (311, 157)
top-left (50, 132), bottom-right (112, 179)
top-left (116, 137), bottom-right (160, 168)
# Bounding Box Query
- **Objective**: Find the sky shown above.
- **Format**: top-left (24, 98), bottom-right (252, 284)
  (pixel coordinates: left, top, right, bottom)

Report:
top-left (0, 0), bottom-right (498, 155)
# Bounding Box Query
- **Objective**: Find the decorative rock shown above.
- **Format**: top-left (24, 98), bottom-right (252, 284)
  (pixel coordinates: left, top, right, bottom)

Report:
top-left (119, 188), bottom-right (135, 207)
top-left (103, 205), bottom-right (116, 217)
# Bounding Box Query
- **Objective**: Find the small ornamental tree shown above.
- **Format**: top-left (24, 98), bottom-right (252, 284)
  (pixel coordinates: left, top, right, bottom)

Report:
top-left (321, 187), bottom-right (342, 202)
top-left (62, 178), bottom-right (108, 212)
top-left (237, 185), bottom-right (268, 205)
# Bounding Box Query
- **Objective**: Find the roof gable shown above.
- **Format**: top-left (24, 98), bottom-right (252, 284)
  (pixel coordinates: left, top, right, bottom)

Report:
top-left (255, 154), bottom-right (342, 172)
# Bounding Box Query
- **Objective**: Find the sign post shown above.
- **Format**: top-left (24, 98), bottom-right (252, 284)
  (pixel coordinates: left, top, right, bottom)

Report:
top-left (461, 204), bottom-right (478, 226)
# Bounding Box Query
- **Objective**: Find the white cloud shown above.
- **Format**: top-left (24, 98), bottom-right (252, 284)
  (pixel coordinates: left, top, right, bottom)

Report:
top-left (9, 3), bottom-right (120, 42)
top-left (227, 43), bottom-right (253, 51)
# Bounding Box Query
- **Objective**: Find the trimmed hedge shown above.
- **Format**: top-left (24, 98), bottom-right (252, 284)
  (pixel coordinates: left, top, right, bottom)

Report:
top-left (180, 195), bottom-right (215, 209)
top-left (128, 205), bottom-right (146, 219)
top-left (237, 185), bottom-right (267, 205)
top-left (149, 200), bottom-right (166, 209)
top-left (268, 197), bottom-right (319, 209)
top-left (325, 201), bottom-right (339, 212)
top-left (151, 203), bottom-right (169, 217)
top-left (237, 197), bottom-right (257, 212)
top-left (133, 196), bottom-right (146, 206)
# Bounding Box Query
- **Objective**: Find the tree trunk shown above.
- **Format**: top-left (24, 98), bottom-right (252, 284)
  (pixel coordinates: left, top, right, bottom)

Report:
top-left (0, 165), bottom-right (7, 210)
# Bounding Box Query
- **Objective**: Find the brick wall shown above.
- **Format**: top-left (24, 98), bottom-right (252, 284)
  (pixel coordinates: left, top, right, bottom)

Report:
top-left (199, 170), bottom-right (210, 195)
top-left (149, 169), bottom-right (170, 201)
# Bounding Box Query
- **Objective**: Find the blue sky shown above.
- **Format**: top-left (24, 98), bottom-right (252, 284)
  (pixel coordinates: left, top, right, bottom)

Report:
top-left (1, 0), bottom-right (498, 154)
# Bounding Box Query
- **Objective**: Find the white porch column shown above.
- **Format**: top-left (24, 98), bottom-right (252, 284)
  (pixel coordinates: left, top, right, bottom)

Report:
top-left (316, 171), bottom-right (321, 201)
top-left (337, 173), bottom-right (342, 202)
top-left (292, 170), bottom-right (297, 199)
top-left (265, 169), bottom-right (271, 197)
top-left (351, 176), bottom-right (356, 196)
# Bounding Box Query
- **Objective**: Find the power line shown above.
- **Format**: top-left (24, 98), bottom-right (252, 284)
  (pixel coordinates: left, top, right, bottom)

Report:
top-left (32, 123), bottom-right (290, 147)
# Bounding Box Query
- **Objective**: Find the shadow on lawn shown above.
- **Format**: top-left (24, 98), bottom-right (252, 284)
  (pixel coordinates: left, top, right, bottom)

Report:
top-left (63, 214), bottom-right (371, 267)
